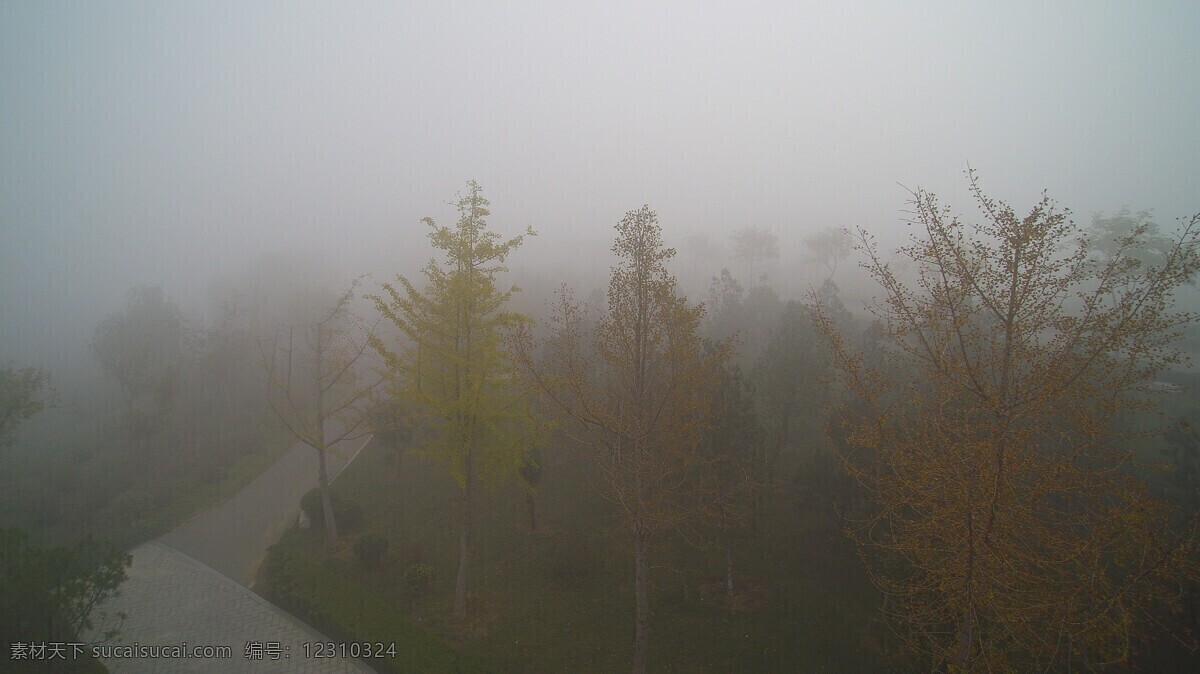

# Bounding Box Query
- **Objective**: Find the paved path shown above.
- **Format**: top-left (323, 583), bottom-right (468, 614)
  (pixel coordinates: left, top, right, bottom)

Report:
top-left (160, 434), bottom-right (365, 585)
top-left (86, 542), bottom-right (371, 673)
top-left (84, 435), bottom-right (375, 673)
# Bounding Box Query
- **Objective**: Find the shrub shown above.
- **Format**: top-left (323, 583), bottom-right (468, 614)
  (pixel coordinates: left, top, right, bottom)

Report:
top-left (354, 532), bottom-right (388, 569)
top-left (300, 488), bottom-right (364, 533)
top-left (403, 563), bottom-right (434, 595)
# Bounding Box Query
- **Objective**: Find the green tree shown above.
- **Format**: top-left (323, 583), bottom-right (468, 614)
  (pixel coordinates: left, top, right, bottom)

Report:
top-left (703, 351), bottom-right (761, 597)
top-left (369, 181), bottom-right (540, 621)
top-left (365, 397), bottom-right (416, 475)
top-left (514, 206), bottom-right (730, 674)
top-left (730, 225), bottom-right (779, 282)
top-left (750, 299), bottom-right (829, 478)
top-left (1087, 208), bottom-right (1177, 273)
top-left (1, 528), bottom-right (130, 656)
top-left (90, 286), bottom-right (185, 451)
top-left (0, 364), bottom-right (54, 450)
top-left (814, 170), bottom-right (1200, 671)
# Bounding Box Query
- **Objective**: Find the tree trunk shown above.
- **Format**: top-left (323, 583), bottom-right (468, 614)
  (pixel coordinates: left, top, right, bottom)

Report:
top-left (527, 491), bottom-right (537, 532)
top-left (632, 525), bottom-right (651, 674)
top-left (726, 540), bottom-right (735, 597)
top-left (953, 608), bottom-right (973, 671)
top-left (317, 447), bottom-right (338, 548)
top-left (454, 469), bottom-right (472, 620)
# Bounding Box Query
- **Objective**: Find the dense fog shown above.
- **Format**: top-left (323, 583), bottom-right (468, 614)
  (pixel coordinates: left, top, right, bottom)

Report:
top-left (3, 2), bottom-right (1199, 672)
top-left (4, 1), bottom-right (1199, 371)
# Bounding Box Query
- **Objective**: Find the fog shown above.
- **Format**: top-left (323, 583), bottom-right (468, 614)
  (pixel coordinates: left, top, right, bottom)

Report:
top-left (3, 1), bottom-right (1197, 371)
top-left (5, 3), bottom-right (1200, 670)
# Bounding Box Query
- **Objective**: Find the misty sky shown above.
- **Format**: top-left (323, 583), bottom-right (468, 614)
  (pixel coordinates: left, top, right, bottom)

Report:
top-left (3, 0), bottom-right (1198, 371)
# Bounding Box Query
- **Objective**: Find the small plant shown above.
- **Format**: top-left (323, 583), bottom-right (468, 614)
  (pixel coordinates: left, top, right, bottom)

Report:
top-left (354, 532), bottom-right (389, 569)
top-left (403, 563), bottom-right (434, 595)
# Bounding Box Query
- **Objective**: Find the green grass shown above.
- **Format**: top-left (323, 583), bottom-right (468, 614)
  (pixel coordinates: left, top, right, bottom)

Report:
top-left (94, 423), bottom-right (297, 549)
top-left (263, 529), bottom-right (486, 673)
top-left (260, 439), bottom-right (884, 672)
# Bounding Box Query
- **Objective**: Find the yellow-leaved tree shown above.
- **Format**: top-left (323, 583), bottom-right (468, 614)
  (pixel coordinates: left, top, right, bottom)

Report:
top-left (369, 181), bottom-right (542, 621)
top-left (814, 170), bottom-right (1200, 671)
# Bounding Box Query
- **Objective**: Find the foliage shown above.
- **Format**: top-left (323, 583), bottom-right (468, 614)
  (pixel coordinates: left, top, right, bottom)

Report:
top-left (403, 563), bottom-right (435, 595)
top-left (751, 298), bottom-right (830, 469)
top-left (0, 364), bottom-right (55, 450)
top-left (366, 397), bottom-right (416, 463)
top-left (300, 487), bottom-right (363, 534)
top-left (705, 269), bottom-right (781, 366)
top-left (1087, 207), bottom-right (1198, 286)
top-left (369, 180), bottom-right (543, 620)
top-left (513, 205), bottom-right (731, 673)
top-left (354, 531), bottom-right (389, 569)
top-left (0, 528), bottom-right (130, 650)
top-left (90, 286), bottom-right (185, 440)
top-left (699, 351), bottom-right (763, 596)
top-left (275, 400), bottom-right (884, 672)
top-left (263, 531), bottom-right (482, 673)
top-left (703, 352), bottom-right (762, 522)
top-left (802, 225), bottom-right (853, 280)
top-left (729, 225), bottom-right (779, 280)
top-left (814, 169), bottom-right (1200, 671)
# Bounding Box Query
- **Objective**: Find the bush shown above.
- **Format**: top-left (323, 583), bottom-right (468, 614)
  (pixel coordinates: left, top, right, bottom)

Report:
top-left (300, 488), bottom-right (364, 533)
top-left (403, 563), bottom-right (435, 595)
top-left (353, 532), bottom-right (388, 569)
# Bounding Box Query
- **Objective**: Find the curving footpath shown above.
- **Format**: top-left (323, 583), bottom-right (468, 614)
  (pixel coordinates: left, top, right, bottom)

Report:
top-left (84, 435), bottom-right (375, 673)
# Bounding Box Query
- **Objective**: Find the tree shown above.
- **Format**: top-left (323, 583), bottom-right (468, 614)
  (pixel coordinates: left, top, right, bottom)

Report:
top-left (365, 397), bottom-right (416, 475)
top-left (91, 286), bottom-right (185, 449)
top-left (750, 298), bottom-right (829, 475)
top-left (1, 528), bottom-right (130, 650)
top-left (803, 225), bottom-right (853, 281)
top-left (518, 445), bottom-right (543, 532)
top-left (679, 231), bottom-right (723, 282)
top-left (730, 225), bottom-right (779, 282)
top-left (706, 268), bottom-right (781, 369)
top-left (369, 181), bottom-right (540, 621)
top-left (514, 206), bottom-right (729, 673)
top-left (262, 279), bottom-right (379, 549)
top-left (0, 364), bottom-right (55, 450)
top-left (702, 351), bottom-right (762, 598)
top-left (1087, 208), bottom-right (1179, 275)
top-left (813, 170), bottom-right (1200, 671)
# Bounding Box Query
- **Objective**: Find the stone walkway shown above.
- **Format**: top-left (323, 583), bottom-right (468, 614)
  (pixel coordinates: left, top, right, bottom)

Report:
top-left (84, 435), bottom-right (375, 673)
top-left (160, 434), bottom-right (364, 585)
top-left (86, 542), bottom-right (372, 673)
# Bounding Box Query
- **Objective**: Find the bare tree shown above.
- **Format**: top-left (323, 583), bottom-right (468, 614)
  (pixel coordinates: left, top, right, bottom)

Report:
top-left (261, 278), bottom-right (380, 549)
